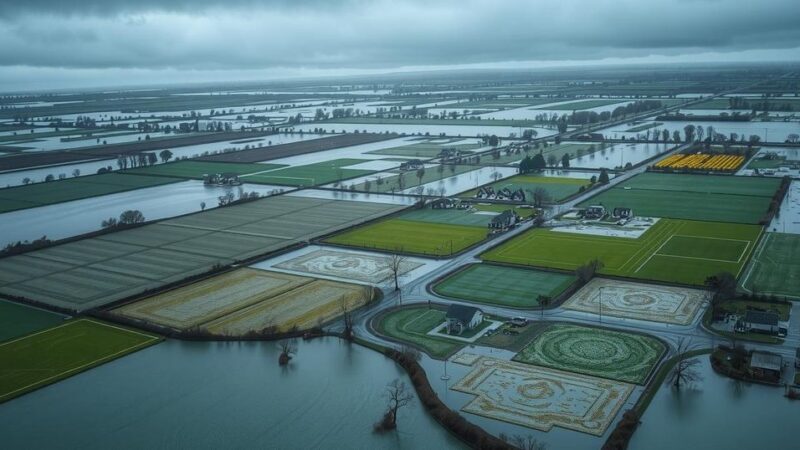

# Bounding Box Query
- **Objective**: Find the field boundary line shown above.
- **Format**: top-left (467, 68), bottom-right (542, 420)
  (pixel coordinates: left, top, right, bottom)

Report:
top-left (737, 227), bottom-right (767, 282)
top-left (634, 234), bottom-right (674, 273)
top-left (671, 234), bottom-right (751, 244)
top-left (650, 253), bottom-right (741, 264)
top-left (624, 220), bottom-right (681, 274)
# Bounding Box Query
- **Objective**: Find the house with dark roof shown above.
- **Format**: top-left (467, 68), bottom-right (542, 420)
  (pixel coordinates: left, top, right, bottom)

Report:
top-left (445, 304), bottom-right (484, 335)
top-left (749, 351), bottom-right (783, 382)
top-left (583, 205), bottom-right (606, 220)
top-left (430, 198), bottom-right (458, 209)
top-left (612, 207), bottom-right (634, 220)
top-left (488, 210), bottom-right (520, 231)
top-left (738, 310), bottom-right (780, 335)
top-left (203, 172), bottom-right (242, 186)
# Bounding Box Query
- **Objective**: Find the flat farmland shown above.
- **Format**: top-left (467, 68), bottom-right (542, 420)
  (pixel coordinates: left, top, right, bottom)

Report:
top-left (579, 172), bottom-right (780, 224)
top-left (0, 173), bottom-right (182, 213)
top-left (198, 133), bottom-right (395, 163)
top-left (0, 300), bottom-right (66, 342)
top-left (366, 141), bottom-right (481, 158)
top-left (433, 264), bottom-right (576, 308)
top-left (325, 218), bottom-right (486, 256)
top-left (741, 232), bottom-right (800, 299)
top-left (116, 268), bottom-right (368, 333)
top-left (0, 196), bottom-right (402, 311)
top-left (0, 319), bottom-right (159, 403)
top-left (241, 158), bottom-right (373, 186)
top-left (482, 218), bottom-right (762, 285)
top-left (124, 161), bottom-right (285, 179)
top-left (532, 99), bottom-right (624, 110)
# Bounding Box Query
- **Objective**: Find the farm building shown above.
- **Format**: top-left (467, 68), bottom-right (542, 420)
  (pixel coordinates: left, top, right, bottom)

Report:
top-left (445, 304), bottom-right (484, 335)
top-left (438, 148), bottom-right (464, 160)
top-left (488, 210), bottom-right (520, 231)
top-left (475, 186), bottom-right (496, 199)
top-left (738, 311), bottom-right (781, 335)
top-left (203, 172), bottom-right (242, 186)
top-left (749, 351), bottom-right (783, 382)
top-left (583, 205), bottom-right (606, 220)
top-left (430, 198), bottom-right (459, 209)
top-left (612, 207), bottom-right (634, 220)
top-left (399, 159), bottom-right (424, 171)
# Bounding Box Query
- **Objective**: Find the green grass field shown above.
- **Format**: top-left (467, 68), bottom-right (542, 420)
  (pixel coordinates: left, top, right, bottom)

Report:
top-left (532, 99), bottom-right (624, 110)
top-left (124, 161), bottom-right (284, 179)
top-left (579, 173), bottom-right (780, 224)
top-left (0, 173), bottom-right (183, 213)
top-left (374, 307), bottom-right (462, 358)
top-left (433, 264), bottom-right (576, 308)
top-left (740, 232), bottom-right (800, 299)
top-left (398, 208), bottom-right (497, 227)
top-left (513, 324), bottom-right (665, 384)
top-left (325, 218), bottom-right (486, 256)
top-left (462, 175), bottom-right (588, 202)
top-left (0, 319), bottom-right (160, 403)
top-left (366, 142), bottom-right (481, 158)
top-left (483, 218), bottom-right (762, 285)
top-left (241, 158), bottom-right (373, 186)
top-left (0, 301), bottom-right (67, 342)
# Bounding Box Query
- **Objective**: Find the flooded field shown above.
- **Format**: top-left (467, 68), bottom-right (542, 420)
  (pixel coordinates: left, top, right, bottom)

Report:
top-left (292, 122), bottom-right (557, 138)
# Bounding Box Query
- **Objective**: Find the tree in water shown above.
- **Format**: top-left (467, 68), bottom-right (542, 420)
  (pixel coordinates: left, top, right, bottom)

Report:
top-left (278, 339), bottom-right (297, 366)
top-left (374, 379), bottom-right (413, 432)
top-left (669, 338), bottom-right (702, 390)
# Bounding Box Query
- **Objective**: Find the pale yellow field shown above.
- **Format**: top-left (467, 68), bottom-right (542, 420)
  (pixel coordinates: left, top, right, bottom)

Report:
top-left (115, 268), bottom-right (311, 330)
top-left (203, 279), bottom-right (369, 334)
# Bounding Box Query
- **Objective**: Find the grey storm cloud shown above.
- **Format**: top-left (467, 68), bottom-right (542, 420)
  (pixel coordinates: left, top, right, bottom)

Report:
top-left (0, 0), bottom-right (798, 71)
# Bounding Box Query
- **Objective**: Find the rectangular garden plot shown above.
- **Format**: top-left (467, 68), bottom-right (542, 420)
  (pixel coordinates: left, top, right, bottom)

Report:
top-left (451, 354), bottom-right (633, 436)
top-left (513, 324), bottom-right (665, 384)
top-left (273, 248), bottom-right (422, 283)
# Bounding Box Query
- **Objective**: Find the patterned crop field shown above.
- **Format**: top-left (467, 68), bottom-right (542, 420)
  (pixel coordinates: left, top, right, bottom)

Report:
top-left (513, 324), bottom-right (665, 384)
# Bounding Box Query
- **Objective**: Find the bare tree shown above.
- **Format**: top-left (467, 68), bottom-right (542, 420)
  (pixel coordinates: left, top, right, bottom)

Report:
top-left (668, 338), bottom-right (702, 390)
top-left (341, 295), bottom-right (354, 340)
top-left (387, 252), bottom-right (407, 291)
top-left (538, 295), bottom-right (551, 318)
top-left (375, 379), bottom-right (414, 431)
top-left (278, 339), bottom-right (297, 366)
top-left (511, 435), bottom-right (548, 450)
top-left (532, 187), bottom-right (551, 208)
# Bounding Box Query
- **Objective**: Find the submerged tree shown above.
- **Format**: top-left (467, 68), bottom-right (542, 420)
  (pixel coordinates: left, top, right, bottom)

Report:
top-left (669, 338), bottom-right (702, 390)
top-left (374, 379), bottom-right (414, 432)
top-left (278, 339), bottom-right (297, 366)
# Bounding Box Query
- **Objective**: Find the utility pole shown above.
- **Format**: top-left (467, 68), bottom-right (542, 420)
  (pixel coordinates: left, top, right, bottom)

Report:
top-left (598, 287), bottom-right (603, 323)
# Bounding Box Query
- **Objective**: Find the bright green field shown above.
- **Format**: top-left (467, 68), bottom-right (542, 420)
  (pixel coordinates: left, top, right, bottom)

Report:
top-left (375, 307), bottom-right (462, 358)
top-left (579, 173), bottom-right (780, 224)
top-left (399, 208), bottom-right (497, 227)
top-left (532, 99), bottom-right (625, 110)
top-left (462, 175), bottom-right (588, 202)
top-left (0, 319), bottom-right (160, 403)
top-left (513, 324), bottom-right (665, 384)
top-left (0, 173), bottom-right (183, 213)
top-left (433, 264), bottom-right (576, 308)
top-left (0, 301), bottom-right (66, 342)
top-left (326, 218), bottom-right (486, 256)
top-left (124, 161), bottom-right (284, 179)
top-left (482, 218), bottom-right (762, 285)
top-left (740, 232), bottom-right (800, 299)
top-left (241, 158), bottom-right (373, 186)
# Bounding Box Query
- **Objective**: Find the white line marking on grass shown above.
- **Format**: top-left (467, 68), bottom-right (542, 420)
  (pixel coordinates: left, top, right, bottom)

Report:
top-left (671, 234), bottom-right (752, 244)
top-left (650, 253), bottom-right (742, 264)
top-left (635, 235), bottom-right (674, 273)
top-left (0, 319), bottom-right (159, 401)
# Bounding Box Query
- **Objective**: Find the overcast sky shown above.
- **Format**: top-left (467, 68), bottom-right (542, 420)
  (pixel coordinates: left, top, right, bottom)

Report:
top-left (1, 0), bottom-right (799, 91)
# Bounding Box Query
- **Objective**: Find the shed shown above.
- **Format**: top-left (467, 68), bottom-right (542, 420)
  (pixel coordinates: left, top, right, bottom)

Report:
top-left (750, 351), bottom-right (782, 380)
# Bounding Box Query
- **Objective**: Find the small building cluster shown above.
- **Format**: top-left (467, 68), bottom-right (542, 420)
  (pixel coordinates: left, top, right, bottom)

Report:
top-left (474, 186), bottom-right (526, 202)
top-left (203, 172), bottom-right (242, 186)
top-left (489, 210), bottom-right (521, 232)
top-left (399, 159), bottom-right (424, 171)
top-left (438, 148), bottom-right (467, 160)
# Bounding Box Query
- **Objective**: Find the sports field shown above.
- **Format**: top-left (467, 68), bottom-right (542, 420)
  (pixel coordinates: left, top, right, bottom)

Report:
top-left (398, 208), bottom-right (498, 227)
top-left (433, 264), bottom-right (576, 308)
top-left (0, 173), bottom-right (182, 213)
top-left (325, 218), bottom-right (486, 256)
top-left (740, 232), bottom-right (800, 299)
top-left (513, 324), bottom-right (665, 384)
top-left (375, 307), bottom-right (463, 358)
top-left (241, 158), bottom-right (373, 186)
top-left (116, 268), bottom-right (368, 333)
top-left (579, 172), bottom-right (780, 224)
top-left (0, 300), bottom-right (66, 342)
top-left (482, 218), bottom-right (762, 285)
top-left (124, 161), bottom-right (285, 179)
top-left (0, 319), bottom-right (159, 403)
top-left (463, 175), bottom-right (588, 202)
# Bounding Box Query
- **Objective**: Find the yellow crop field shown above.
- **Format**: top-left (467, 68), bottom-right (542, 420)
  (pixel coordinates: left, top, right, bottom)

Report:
top-left (654, 153), bottom-right (744, 172)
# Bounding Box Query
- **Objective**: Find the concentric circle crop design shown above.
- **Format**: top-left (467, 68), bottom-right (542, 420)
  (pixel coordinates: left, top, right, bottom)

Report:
top-left (513, 324), bottom-right (665, 384)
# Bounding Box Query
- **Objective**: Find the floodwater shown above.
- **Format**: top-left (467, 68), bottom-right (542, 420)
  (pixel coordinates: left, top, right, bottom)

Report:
top-left (598, 120), bottom-right (800, 143)
top-left (286, 188), bottom-right (419, 205)
top-left (570, 142), bottom-right (672, 169)
top-left (0, 338), bottom-right (464, 450)
top-left (768, 180), bottom-right (800, 234)
top-left (292, 122), bottom-right (557, 139)
top-left (0, 181), bottom-right (291, 247)
top-left (629, 357), bottom-right (797, 450)
top-left (401, 166), bottom-right (519, 196)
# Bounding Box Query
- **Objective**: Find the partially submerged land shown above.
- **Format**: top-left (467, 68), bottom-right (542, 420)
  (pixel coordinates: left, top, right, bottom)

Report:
top-left (1, 66), bottom-right (800, 450)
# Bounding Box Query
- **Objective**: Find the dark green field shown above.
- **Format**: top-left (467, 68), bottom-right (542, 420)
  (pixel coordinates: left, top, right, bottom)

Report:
top-left (374, 307), bottom-right (463, 358)
top-left (0, 301), bottom-right (67, 342)
top-left (433, 264), bottom-right (576, 308)
top-left (579, 172), bottom-right (780, 224)
top-left (741, 232), bottom-right (800, 299)
top-left (0, 319), bottom-right (160, 403)
top-left (125, 161), bottom-right (285, 179)
top-left (0, 173), bottom-right (183, 213)
top-left (241, 158), bottom-right (373, 186)
top-left (399, 208), bottom-right (497, 227)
